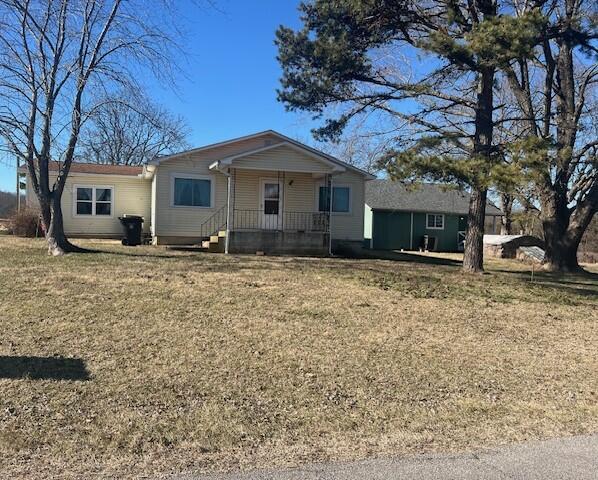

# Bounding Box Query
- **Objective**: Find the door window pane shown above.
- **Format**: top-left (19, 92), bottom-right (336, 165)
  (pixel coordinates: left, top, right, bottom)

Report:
top-left (264, 183), bottom-right (279, 199)
top-left (264, 199), bottom-right (279, 214)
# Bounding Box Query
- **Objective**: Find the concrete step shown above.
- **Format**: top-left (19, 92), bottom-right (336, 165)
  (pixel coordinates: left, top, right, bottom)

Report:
top-left (208, 241), bottom-right (224, 253)
top-left (218, 230), bottom-right (226, 237)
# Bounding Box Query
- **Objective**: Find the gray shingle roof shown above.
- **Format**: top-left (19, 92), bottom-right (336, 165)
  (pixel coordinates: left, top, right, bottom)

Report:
top-left (366, 180), bottom-right (503, 215)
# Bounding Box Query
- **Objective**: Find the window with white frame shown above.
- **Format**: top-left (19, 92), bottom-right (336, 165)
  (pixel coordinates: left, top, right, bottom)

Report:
top-left (426, 213), bottom-right (444, 229)
top-left (318, 185), bottom-right (351, 213)
top-left (74, 186), bottom-right (113, 216)
top-left (172, 175), bottom-right (213, 207)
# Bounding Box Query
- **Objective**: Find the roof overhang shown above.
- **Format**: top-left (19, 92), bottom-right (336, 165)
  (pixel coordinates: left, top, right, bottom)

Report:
top-left (151, 130), bottom-right (376, 180)
top-left (208, 141), bottom-right (346, 175)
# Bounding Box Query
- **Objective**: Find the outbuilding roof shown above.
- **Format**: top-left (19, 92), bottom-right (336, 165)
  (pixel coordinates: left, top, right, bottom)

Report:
top-left (366, 179), bottom-right (503, 215)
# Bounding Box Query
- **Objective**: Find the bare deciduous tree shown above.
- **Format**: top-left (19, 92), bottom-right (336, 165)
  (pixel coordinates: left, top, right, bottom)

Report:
top-left (79, 92), bottom-right (190, 166)
top-left (502, 0), bottom-right (597, 271)
top-left (0, 0), bottom-right (183, 255)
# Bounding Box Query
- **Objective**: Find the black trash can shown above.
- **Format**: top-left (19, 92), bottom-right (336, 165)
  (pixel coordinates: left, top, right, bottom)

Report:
top-left (118, 215), bottom-right (144, 246)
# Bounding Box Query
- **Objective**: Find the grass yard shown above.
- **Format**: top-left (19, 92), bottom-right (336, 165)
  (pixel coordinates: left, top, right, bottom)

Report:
top-left (0, 237), bottom-right (597, 479)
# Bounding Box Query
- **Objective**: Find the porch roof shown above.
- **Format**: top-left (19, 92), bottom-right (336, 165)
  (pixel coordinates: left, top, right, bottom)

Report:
top-left (208, 141), bottom-right (346, 175)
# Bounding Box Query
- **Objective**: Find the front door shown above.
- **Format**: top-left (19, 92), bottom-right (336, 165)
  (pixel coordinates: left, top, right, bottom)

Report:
top-left (260, 179), bottom-right (282, 230)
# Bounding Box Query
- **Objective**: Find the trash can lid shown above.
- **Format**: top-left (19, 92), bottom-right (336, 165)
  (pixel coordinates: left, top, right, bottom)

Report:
top-left (120, 214), bottom-right (143, 219)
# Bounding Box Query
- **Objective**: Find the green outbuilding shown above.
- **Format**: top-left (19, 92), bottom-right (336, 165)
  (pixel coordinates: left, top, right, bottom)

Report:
top-left (364, 180), bottom-right (503, 252)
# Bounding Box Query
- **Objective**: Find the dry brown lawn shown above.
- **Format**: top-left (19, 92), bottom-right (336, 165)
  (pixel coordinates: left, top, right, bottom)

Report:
top-left (0, 236), bottom-right (596, 479)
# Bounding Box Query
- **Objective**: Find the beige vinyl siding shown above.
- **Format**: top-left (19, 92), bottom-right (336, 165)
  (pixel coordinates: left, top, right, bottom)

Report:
top-left (232, 170), bottom-right (314, 212)
top-left (328, 170), bottom-right (366, 241)
top-left (232, 169), bottom-right (260, 211)
top-left (153, 132), bottom-right (368, 242)
top-left (153, 134), bottom-right (285, 237)
top-left (283, 172), bottom-right (315, 213)
top-left (231, 169), bottom-right (365, 241)
top-left (26, 173), bottom-right (151, 236)
top-left (153, 163), bottom-right (227, 236)
top-left (232, 144), bottom-right (331, 173)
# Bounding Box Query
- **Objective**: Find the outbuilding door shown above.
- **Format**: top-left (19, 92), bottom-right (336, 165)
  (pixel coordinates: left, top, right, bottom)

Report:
top-left (372, 211), bottom-right (412, 250)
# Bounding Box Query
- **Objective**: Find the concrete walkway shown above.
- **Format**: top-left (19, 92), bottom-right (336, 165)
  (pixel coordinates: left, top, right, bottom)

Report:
top-left (169, 434), bottom-right (598, 480)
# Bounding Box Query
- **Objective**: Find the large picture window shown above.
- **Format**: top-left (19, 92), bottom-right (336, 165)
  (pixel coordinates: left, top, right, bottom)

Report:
top-left (74, 186), bottom-right (113, 216)
top-left (426, 213), bottom-right (444, 229)
top-left (172, 175), bottom-right (213, 207)
top-left (318, 185), bottom-right (351, 213)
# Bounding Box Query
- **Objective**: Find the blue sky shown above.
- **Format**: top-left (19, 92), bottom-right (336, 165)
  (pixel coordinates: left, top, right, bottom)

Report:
top-left (0, 0), bottom-right (315, 192)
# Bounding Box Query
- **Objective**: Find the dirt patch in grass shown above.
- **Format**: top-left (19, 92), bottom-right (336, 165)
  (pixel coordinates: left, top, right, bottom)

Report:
top-left (0, 237), bottom-right (596, 479)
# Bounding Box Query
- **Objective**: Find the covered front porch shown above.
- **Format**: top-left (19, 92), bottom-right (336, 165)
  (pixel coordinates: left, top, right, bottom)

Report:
top-left (203, 142), bottom-right (346, 254)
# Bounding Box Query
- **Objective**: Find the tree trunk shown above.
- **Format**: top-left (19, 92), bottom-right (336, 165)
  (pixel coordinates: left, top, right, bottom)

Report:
top-left (463, 58), bottom-right (495, 273)
top-left (541, 187), bottom-right (596, 272)
top-left (463, 188), bottom-right (487, 272)
top-left (45, 192), bottom-right (82, 256)
top-left (542, 237), bottom-right (580, 272)
top-left (500, 193), bottom-right (513, 235)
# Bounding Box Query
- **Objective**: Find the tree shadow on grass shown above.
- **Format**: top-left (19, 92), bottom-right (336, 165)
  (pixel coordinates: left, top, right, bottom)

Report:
top-left (343, 249), bottom-right (463, 266)
top-left (0, 356), bottom-right (90, 381)
top-left (70, 246), bottom-right (191, 260)
top-left (493, 268), bottom-right (598, 286)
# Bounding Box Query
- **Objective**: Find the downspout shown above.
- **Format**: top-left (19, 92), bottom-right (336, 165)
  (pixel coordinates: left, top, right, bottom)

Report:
top-left (224, 168), bottom-right (232, 254)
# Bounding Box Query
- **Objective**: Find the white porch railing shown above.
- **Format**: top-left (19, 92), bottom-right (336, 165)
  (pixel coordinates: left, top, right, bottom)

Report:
top-left (232, 209), bottom-right (330, 233)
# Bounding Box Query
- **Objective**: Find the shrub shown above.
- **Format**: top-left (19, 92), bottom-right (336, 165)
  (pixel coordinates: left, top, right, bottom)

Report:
top-left (9, 209), bottom-right (43, 237)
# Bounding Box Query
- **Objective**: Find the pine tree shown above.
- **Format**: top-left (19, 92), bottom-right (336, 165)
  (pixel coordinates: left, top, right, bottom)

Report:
top-left (277, 0), bottom-right (542, 272)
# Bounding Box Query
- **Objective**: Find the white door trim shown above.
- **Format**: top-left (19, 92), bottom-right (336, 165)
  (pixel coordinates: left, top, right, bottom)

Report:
top-left (259, 178), bottom-right (283, 230)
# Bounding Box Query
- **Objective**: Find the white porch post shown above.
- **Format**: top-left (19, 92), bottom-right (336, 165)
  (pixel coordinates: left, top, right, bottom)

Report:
top-left (224, 168), bottom-right (232, 254)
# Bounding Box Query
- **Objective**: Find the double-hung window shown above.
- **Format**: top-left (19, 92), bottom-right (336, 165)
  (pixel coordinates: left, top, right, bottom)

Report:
top-left (426, 213), bottom-right (444, 229)
top-left (172, 174), bottom-right (213, 207)
top-left (74, 186), bottom-right (113, 216)
top-left (318, 185), bottom-right (351, 213)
